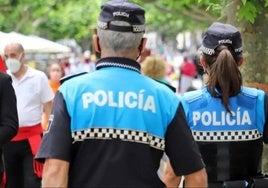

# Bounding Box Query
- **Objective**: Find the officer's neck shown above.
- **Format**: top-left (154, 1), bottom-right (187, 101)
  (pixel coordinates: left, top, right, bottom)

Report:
top-left (101, 50), bottom-right (138, 61)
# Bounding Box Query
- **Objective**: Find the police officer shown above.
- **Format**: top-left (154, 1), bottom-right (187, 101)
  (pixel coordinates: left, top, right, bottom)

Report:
top-left (163, 22), bottom-right (268, 188)
top-left (36, 0), bottom-right (207, 187)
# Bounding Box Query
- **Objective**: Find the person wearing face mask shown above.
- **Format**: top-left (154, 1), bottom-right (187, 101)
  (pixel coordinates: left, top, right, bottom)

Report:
top-left (47, 61), bottom-right (65, 94)
top-left (3, 43), bottom-right (54, 188)
top-left (41, 61), bottom-right (65, 131)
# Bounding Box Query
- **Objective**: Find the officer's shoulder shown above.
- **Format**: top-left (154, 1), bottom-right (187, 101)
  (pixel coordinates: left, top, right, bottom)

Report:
top-left (182, 88), bottom-right (204, 101)
top-left (153, 79), bottom-right (176, 93)
top-left (241, 86), bottom-right (265, 98)
top-left (60, 72), bottom-right (88, 84)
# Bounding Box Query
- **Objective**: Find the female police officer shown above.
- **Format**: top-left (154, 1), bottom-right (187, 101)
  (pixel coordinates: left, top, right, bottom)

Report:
top-left (163, 22), bottom-right (268, 188)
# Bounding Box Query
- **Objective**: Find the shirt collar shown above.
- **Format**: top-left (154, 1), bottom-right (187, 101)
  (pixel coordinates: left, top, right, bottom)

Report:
top-left (95, 57), bottom-right (141, 73)
top-left (8, 65), bottom-right (34, 80)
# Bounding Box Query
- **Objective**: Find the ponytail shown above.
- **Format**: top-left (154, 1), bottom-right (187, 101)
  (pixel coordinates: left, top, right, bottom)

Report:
top-left (203, 45), bottom-right (242, 113)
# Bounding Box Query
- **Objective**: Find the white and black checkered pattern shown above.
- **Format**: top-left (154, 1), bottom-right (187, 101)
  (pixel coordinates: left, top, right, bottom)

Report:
top-left (72, 128), bottom-right (165, 150)
top-left (96, 62), bottom-right (140, 73)
top-left (192, 129), bottom-right (262, 142)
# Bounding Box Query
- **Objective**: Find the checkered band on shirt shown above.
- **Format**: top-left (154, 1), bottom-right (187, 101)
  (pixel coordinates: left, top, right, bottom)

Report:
top-left (72, 128), bottom-right (165, 150)
top-left (192, 129), bottom-right (262, 142)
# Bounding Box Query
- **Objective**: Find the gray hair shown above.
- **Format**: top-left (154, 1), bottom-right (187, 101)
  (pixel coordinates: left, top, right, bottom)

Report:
top-left (97, 21), bottom-right (144, 53)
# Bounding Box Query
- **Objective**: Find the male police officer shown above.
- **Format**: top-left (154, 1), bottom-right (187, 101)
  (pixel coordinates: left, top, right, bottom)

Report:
top-left (36, 0), bottom-right (207, 187)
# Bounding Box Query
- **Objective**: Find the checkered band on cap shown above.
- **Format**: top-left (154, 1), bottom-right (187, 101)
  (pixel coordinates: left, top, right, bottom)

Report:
top-left (192, 129), bottom-right (262, 142)
top-left (199, 46), bottom-right (216, 56)
top-left (72, 128), bottom-right (165, 150)
top-left (132, 25), bottom-right (145, 32)
top-left (97, 20), bottom-right (145, 33)
top-left (200, 45), bottom-right (243, 56)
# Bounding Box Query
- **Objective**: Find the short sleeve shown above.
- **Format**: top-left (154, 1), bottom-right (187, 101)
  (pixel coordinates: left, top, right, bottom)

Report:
top-left (36, 91), bottom-right (72, 162)
top-left (165, 104), bottom-right (205, 175)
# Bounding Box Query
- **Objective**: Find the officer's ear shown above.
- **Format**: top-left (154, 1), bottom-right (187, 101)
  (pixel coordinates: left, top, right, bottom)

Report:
top-left (139, 37), bottom-right (147, 52)
top-left (93, 34), bottom-right (101, 53)
top-left (237, 57), bottom-right (243, 67)
top-left (200, 56), bottom-right (208, 69)
top-left (199, 56), bottom-right (208, 74)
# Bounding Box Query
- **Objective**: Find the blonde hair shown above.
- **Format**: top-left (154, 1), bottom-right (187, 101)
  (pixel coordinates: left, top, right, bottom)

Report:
top-left (141, 55), bottom-right (166, 80)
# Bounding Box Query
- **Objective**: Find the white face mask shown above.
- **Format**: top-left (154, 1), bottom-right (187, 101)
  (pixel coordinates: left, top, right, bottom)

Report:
top-left (6, 54), bottom-right (22, 73)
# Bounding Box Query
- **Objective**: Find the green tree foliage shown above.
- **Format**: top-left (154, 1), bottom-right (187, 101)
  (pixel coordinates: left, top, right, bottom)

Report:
top-left (133, 0), bottom-right (221, 40)
top-left (0, 0), bottom-right (105, 46)
top-left (239, 0), bottom-right (268, 23)
top-left (135, 0), bottom-right (268, 38)
top-left (0, 0), bottom-right (220, 44)
top-left (0, 0), bottom-right (267, 48)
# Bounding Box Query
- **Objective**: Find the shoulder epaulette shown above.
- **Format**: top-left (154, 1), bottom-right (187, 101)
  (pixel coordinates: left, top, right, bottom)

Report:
top-left (60, 72), bottom-right (88, 84)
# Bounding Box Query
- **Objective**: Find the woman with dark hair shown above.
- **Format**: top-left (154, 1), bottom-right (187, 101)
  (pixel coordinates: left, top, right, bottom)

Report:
top-left (163, 22), bottom-right (268, 188)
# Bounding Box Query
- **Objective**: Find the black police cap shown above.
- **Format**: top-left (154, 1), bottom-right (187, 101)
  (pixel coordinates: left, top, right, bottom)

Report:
top-left (200, 22), bottom-right (243, 56)
top-left (97, 0), bottom-right (145, 33)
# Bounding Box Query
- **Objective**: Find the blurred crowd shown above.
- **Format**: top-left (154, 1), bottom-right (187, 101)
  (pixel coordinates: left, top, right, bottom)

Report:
top-left (43, 47), bottom-right (205, 95)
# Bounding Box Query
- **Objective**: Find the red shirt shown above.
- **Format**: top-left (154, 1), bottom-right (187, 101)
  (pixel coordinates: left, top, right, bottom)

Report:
top-left (181, 61), bottom-right (196, 77)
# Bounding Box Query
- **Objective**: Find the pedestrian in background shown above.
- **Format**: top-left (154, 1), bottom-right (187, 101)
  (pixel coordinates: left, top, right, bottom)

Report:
top-left (36, 0), bottom-right (207, 187)
top-left (78, 50), bottom-right (96, 73)
top-left (178, 55), bottom-right (197, 94)
top-left (163, 22), bottom-right (268, 188)
top-left (3, 43), bottom-right (54, 188)
top-left (47, 61), bottom-right (65, 94)
top-left (141, 54), bottom-right (176, 92)
top-left (41, 61), bottom-right (64, 131)
top-left (60, 55), bottom-right (72, 76)
top-left (141, 55), bottom-right (168, 84)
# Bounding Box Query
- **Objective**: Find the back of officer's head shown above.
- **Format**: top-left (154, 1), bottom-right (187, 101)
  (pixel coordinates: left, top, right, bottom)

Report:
top-left (97, 0), bottom-right (145, 53)
top-left (200, 22), bottom-right (243, 113)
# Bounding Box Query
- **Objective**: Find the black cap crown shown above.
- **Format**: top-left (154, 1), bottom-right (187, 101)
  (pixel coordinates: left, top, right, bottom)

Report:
top-left (97, 0), bottom-right (145, 33)
top-left (200, 22), bottom-right (243, 56)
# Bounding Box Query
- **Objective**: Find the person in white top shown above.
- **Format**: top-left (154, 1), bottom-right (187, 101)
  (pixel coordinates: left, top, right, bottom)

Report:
top-left (3, 43), bottom-right (54, 188)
